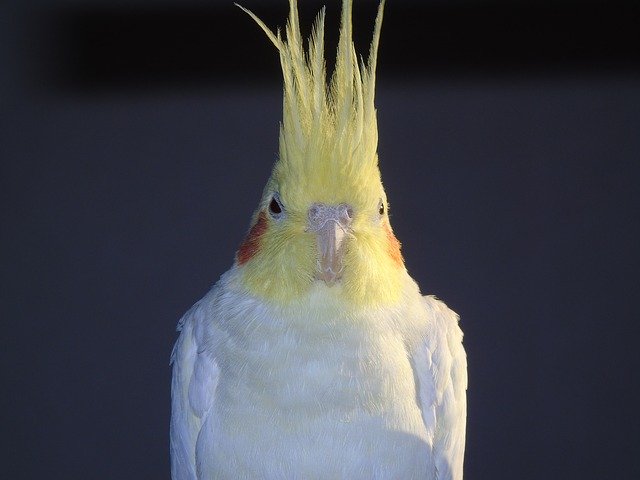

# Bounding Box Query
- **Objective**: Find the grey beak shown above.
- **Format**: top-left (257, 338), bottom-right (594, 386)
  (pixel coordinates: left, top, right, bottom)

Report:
top-left (307, 203), bottom-right (354, 286)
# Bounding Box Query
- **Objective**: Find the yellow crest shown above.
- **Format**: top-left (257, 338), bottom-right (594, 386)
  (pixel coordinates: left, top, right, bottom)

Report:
top-left (238, 0), bottom-right (386, 211)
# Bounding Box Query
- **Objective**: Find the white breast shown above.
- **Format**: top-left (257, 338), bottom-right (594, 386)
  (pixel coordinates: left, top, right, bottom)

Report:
top-left (196, 276), bottom-right (433, 480)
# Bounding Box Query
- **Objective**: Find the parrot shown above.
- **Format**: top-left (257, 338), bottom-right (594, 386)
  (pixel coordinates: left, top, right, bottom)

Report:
top-left (169, 0), bottom-right (467, 479)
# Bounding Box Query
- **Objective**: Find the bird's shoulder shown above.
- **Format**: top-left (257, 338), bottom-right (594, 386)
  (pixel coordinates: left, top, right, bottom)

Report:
top-left (415, 294), bottom-right (466, 400)
top-left (170, 274), bottom-right (237, 480)
top-left (410, 294), bottom-right (467, 479)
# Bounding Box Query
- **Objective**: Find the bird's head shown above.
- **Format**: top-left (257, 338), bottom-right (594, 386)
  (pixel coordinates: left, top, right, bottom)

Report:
top-left (236, 0), bottom-right (403, 307)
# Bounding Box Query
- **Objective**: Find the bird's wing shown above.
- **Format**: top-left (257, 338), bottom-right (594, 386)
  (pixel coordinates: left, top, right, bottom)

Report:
top-left (413, 295), bottom-right (467, 480)
top-left (170, 298), bottom-right (220, 480)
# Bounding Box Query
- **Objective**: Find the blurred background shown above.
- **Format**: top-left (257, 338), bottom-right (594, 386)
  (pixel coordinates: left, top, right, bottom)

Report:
top-left (2, 0), bottom-right (639, 478)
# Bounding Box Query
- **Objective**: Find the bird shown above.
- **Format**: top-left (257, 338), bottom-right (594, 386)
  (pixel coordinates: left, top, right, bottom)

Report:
top-left (169, 0), bottom-right (467, 479)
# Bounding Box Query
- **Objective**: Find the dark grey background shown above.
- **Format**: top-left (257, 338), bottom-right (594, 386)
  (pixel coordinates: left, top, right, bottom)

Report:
top-left (2, 0), bottom-right (639, 478)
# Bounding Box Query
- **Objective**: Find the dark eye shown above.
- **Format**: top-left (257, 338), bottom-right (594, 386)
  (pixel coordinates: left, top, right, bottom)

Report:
top-left (269, 195), bottom-right (283, 216)
top-left (378, 200), bottom-right (385, 216)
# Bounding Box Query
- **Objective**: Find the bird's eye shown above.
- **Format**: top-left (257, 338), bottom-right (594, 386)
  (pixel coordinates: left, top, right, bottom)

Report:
top-left (268, 194), bottom-right (283, 217)
top-left (378, 199), bottom-right (385, 216)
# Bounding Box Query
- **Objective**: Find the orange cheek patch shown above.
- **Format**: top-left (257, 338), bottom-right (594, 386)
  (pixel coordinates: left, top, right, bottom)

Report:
top-left (237, 211), bottom-right (268, 265)
top-left (385, 223), bottom-right (404, 266)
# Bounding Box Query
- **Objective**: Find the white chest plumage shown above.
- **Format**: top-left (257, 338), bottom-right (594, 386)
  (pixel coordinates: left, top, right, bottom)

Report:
top-left (171, 269), bottom-right (466, 480)
top-left (194, 275), bottom-right (433, 480)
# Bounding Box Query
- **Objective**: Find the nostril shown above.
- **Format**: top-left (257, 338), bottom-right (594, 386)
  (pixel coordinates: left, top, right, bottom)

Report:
top-left (308, 204), bottom-right (320, 220)
top-left (338, 204), bottom-right (354, 224)
top-left (345, 206), bottom-right (354, 219)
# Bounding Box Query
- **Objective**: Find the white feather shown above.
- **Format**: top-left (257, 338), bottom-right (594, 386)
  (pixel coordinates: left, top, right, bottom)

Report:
top-left (413, 296), bottom-right (468, 480)
top-left (170, 297), bottom-right (220, 480)
top-left (170, 267), bottom-right (466, 479)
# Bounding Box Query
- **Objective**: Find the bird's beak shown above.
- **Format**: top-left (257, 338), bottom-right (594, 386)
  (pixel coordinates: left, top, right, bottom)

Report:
top-left (307, 203), bottom-right (354, 286)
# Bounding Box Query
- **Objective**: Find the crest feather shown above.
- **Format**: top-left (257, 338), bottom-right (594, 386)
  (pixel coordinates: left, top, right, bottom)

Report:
top-left (238, 0), bottom-right (386, 203)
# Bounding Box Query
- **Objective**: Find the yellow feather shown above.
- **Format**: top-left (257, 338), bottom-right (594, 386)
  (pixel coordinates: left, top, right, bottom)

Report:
top-left (237, 0), bottom-right (403, 307)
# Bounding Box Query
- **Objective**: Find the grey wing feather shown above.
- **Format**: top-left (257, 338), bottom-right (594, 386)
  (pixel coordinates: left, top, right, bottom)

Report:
top-left (170, 299), bottom-right (220, 480)
top-left (415, 295), bottom-right (468, 480)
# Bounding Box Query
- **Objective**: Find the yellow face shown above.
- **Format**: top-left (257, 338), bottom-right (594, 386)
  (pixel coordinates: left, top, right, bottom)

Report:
top-left (236, 158), bottom-right (405, 307)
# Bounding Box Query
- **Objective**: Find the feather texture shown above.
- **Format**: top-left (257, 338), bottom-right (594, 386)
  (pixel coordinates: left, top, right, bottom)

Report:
top-left (170, 300), bottom-right (220, 480)
top-left (237, 0), bottom-right (385, 213)
top-left (171, 269), bottom-right (467, 479)
top-left (414, 296), bottom-right (468, 480)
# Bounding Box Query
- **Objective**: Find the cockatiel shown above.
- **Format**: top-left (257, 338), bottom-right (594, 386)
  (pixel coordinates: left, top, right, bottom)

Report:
top-left (170, 0), bottom-right (467, 479)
